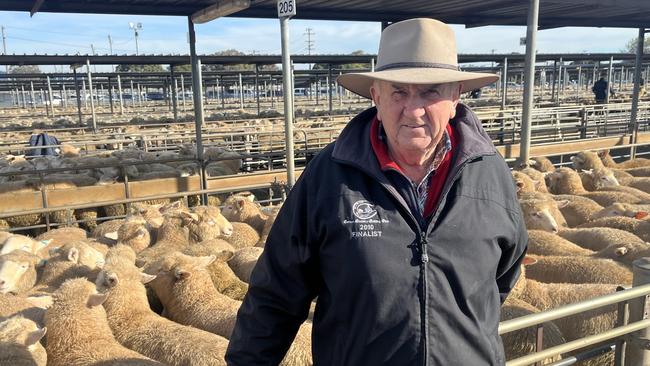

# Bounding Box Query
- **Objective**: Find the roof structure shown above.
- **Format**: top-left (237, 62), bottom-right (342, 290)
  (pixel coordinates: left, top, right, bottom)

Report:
top-left (0, 0), bottom-right (649, 29)
top-left (0, 53), bottom-right (647, 67)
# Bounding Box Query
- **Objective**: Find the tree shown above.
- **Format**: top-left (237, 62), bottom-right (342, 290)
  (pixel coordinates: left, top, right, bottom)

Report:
top-left (312, 50), bottom-right (370, 70)
top-left (201, 49), bottom-right (278, 72)
top-left (624, 37), bottom-right (650, 54)
top-left (8, 65), bottom-right (41, 74)
top-left (115, 64), bottom-right (165, 73)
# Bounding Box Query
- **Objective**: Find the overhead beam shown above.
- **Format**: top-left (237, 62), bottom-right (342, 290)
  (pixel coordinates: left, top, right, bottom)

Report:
top-left (29, 0), bottom-right (46, 16)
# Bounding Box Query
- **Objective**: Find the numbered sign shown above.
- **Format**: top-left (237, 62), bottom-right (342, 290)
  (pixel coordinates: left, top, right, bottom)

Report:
top-left (277, 0), bottom-right (296, 18)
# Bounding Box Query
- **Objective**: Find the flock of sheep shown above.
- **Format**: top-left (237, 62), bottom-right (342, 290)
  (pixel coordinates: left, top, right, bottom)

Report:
top-left (0, 192), bottom-right (312, 365)
top-left (507, 148), bottom-right (650, 365)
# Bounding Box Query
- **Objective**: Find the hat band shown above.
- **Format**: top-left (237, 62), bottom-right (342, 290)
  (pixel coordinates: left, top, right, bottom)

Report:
top-left (375, 61), bottom-right (460, 72)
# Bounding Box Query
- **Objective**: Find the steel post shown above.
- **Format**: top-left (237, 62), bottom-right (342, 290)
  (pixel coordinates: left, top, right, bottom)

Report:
top-left (46, 75), bottom-right (54, 117)
top-left (108, 77), bottom-right (114, 115)
top-left (188, 17), bottom-right (207, 204)
top-left (518, 0), bottom-right (540, 166)
top-left (328, 64), bottom-right (333, 115)
top-left (170, 66), bottom-right (178, 121)
top-left (607, 56), bottom-right (614, 104)
top-left (72, 68), bottom-right (83, 126)
top-left (625, 257), bottom-right (650, 366)
top-left (117, 75), bottom-right (124, 115)
top-left (255, 65), bottom-right (260, 117)
top-left (29, 81), bottom-right (35, 110)
top-left (86, 59), bottom-right (97, 132)
top-left (501, 57), bottom-right (508, 109)
top-left (280, 16), bottom-right (296, 187)
top-left (630, 28), bottom-right (645, 159)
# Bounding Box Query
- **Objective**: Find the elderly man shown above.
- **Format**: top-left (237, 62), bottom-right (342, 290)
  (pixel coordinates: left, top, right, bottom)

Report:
top-left (226, 18), bottom-right (527, 366)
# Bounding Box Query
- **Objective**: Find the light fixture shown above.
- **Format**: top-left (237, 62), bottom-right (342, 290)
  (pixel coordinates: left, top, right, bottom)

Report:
top-left (192, 0), bottom-right (251, 24)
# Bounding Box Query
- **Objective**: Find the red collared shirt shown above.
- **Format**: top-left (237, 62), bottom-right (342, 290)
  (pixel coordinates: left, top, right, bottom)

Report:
top-left (370, 116), bottom-right (455, 218)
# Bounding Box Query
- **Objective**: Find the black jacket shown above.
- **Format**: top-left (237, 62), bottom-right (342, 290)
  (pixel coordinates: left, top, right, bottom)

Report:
top-left (226, 104), bottom-right (528, 366)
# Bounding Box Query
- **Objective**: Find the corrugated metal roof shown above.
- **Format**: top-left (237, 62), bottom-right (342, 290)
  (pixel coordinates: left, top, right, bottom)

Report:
top-left (0, 0), bottom-right (649, 29)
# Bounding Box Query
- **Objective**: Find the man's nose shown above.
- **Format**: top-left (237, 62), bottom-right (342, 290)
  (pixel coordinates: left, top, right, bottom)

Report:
top-left (402, 99), bottom-right (426, 119)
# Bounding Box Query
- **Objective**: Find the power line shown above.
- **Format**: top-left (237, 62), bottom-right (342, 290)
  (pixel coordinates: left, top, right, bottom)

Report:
top-left (304, 27), bottom-right (315, 56)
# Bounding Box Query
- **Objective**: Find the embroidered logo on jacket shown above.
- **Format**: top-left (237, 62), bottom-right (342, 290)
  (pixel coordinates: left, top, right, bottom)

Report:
top-left (344, 200), bottom-right (388, 238)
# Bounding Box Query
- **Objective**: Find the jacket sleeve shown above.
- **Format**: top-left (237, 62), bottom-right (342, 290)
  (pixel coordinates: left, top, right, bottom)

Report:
top-left (225, 171), bottom-right (320, 365)
top-left (496, 205), bottom-right (528, 304)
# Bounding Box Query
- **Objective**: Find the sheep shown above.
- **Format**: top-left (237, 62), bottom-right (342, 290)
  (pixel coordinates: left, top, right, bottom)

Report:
top-left (97, 247), bottom-right (229, 366)
top-left (0, 315), bottom-right (47, 366)
top-left (578, 168), bottom-right (619, 191)
top-left (0, 293), bottom-right (52, 325)
top-left (524, 255), bottom-right (632, 285)
top-left (581, 166), bottom-right (650, 199)
top-left (620, 166), bottom-right (650, 177)
top-left (45, 278), bottom-right (163, 366)
top-left (559, 227), bottom-right (647, 251)
top-left (136, 208), bottom-right (232, 267)
top-left (0, 250), bottom-right (42, 295)
top-left (590, 202), bottom-right (650, 220)
top-left (228, 246), bottom-right (263, 283)
top-left (182, 239), bottom-right (248, 300)
top-left (517, 167), bottom-right (549, 193)
top-left (527, 230), bottom-right (594, 256)
top-left (36, 241), bottom-right (105, 290)
top-left (511, 258), bottom-right (619, 343)
top-left (551, 194), bottom-right (603, 228)
top-left (74, 208), bottom-right (99, 231)
top-left (0, 234), bottom-right (52, 257)
top-left (92, 219), bottom-right (126, 245)
top-left (519, 199), bottom-right (567, 232)
top-left (500, 298), bottom-right (565, 365)
top-left (221, 195), bottom-right (275, 245)
top-left (599, 149), bottom-right (650, 169)
top-left (570, 151), bottom-right (605, 171)
top-left (109, 216), bottom-right (152, 254)
top-left (530, 156), bottom-right (555, 172)
top-left (545, 167), bottom-right (646, 206)
top-left (145, 252), bottom-right (312, 366)
top-left (34, 227), bottom-right (88, 257)
top-left (578, 216), bottom-right (650, 241)
top-left (512, 171), bottom-right (537, 195)
top-left (222, 222), bottom-right (260, 249)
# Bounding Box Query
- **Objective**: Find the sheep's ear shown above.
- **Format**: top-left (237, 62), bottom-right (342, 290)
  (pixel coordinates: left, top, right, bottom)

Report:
top-left (522, 256), bottom-right (537, 266)
top-left (36, 259), bottom-right (48, 268)
top-left (555, 200), bottom-right (570, 209)
top-left (135, 258), bottom-right (146, 268)
top-left (615, 247), bottom-right (629, 256)
top-left (67, 247), bottom-right (80, 263)
top-left (162, 200), bottom-right (182, 212)
top-left (515, 181), bottom-right (524, 190)
top-left (26, 295), bottom-right (52, 309)
top-left (196, 255), bottom-right (216, 268)
top-left (583, 169), bottom-right (594, 176)
top-left (237, 198), bottom-right (246, 208)
top-left (598, 149), bottom-right (609, 157)
top-left (217, 250), bottom-right (235, 262)
top-left (104, 231), bottom-right (119, 241)
top-left (24, 327), bottom-right (47, 347)
top-left (136, 228), bottom-right (148, 238)
top-left (175, 269), bottom-right (191, 280)
top-left (86, 293), bottom-right (108, 307)
top-left (180, 211), bottom-right (199, 222)
top-left (140, 273), bottom-right (156, 284)
top-left (635, 211), bottom-right (649, 220)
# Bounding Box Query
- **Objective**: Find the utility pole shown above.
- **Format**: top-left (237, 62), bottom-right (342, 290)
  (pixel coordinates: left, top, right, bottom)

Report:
top-left (90, 44), bottom-right (97, 72)
top-left (129, 22), bottom-right (142, 55)
top-left (304, 27), bottom-right (315, 69)
top-left (108, 34), bottom-right (114, 72)
top-left (1, 26), bottom-right (7, 73)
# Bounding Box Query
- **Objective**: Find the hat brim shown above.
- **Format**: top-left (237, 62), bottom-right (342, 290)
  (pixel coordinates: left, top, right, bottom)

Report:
top-left (336, 68), bottom-right (499, 99)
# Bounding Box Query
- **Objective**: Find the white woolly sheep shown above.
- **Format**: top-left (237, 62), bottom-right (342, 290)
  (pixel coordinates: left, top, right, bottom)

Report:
top-left (558, 227), bottom-right (647, 251)
top-left (524, 255), bottom-right (632, 285)
top-left (519, 199), bottom-right (568, 233)
top-left (0, 315), bottom-right (47, 366)
top-left (228, 246), bottom-right (263, 283)
top-left (36, 241), bottom-right (105, 290)
top-left (221, 195), bottom-right (276, 245)
top-left (599, 149), bottom-right (650, 169)
top-left (0, 251), bottom-right (43, 295)
top-left (145, 251), bottom-right (312, 365)
top-left (527, 230), bottom-right (594, 256)
top-left (0, 293), bottom-right (52, 325)
top-left (45, 278), bottom-right (163, 366)
top-left (530, 156), bottom-right (555, 172)
top-left (0, 235), bottom-right (52, 257)
top-left (551, 194), bottom-right (603, 228)
top-left (97, 247), bottom-right (229, 366)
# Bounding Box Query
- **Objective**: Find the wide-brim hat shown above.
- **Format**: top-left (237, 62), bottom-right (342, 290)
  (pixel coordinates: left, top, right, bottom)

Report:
top-left (337, 18), bottom-right (499, 99)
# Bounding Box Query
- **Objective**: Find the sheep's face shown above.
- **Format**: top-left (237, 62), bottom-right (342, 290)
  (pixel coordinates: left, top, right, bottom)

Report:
top-left (592, 168), bottom-right (619, 188)
top-left (0, 236), bottom-right (50, 256)
top-left (519, 200), bottom-right (565, 233)
top-left (544, 172), bottom-right (562, 194)
top-left (570, 155), bottom-right (586, 171)
top-left (592, 203), bottom-right (647, 220)
top-left (150, 252), bottom-right (216, 284)
top-left (183, 208), bottom-right (234, 242)
top-left (118, 218), bottom-right (151, 253)
top-left (0, 252), bottom-right (38, 294)
top-left (512, 172), bottom-right (535, 194)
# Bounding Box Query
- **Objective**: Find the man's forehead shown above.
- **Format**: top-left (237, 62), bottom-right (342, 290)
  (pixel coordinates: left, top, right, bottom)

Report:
top-left (387, 82), bottom-right (448, 90)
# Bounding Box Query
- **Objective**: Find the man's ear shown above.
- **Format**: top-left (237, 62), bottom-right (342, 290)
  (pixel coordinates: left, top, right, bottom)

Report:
top-left (450, 82), bottom-right (463, 119)
top-left (369, 81), bottom-right (381, 118)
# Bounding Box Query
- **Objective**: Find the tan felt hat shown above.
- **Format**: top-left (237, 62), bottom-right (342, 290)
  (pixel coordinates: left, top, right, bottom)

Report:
top-left (337, 18), bottom-right (499, 99)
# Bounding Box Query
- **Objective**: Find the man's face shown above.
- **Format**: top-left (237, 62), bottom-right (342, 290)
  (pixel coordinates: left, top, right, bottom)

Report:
top-left (370, 81), bottom-right (461, 161)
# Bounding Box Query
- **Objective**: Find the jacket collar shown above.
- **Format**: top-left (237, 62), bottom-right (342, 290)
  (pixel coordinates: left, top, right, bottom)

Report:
top-left (331, 103), bottom-right (496, 174)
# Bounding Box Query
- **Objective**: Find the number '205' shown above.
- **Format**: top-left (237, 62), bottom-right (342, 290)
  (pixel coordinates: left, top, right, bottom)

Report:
top-left (278, 0), bottom-right (294, 13)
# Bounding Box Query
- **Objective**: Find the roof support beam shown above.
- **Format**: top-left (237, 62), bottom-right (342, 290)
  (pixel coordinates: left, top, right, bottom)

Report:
top-left (629, 28), bottom-right (647, 159)
top-left (188, 16), bottom-right (208, 204)
top-left (518, 0), bottom-right (540, 167)
top-left (30, 0), bottom-right (45, 16)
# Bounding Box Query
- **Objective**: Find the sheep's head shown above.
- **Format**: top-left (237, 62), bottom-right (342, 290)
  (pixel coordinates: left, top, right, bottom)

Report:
top-left (592, 203), bottom-right (648, 220)
top-left (53, 278), bottom-right (108, 310)
top-left (570, 151), bottom-right (604, 171)
top-left (96, 260), bottom-right (155, 293)
top-left (0, 236), bottom-right (51, 256)
top-left (580, 168), bottom-right (619, 190)
top-left (512, 171), bottom-right (537, 195)
top-left (0, 250), bottom-right (41, 295)
top-left (182, 207), bottom-right (233, 243)
top-left (0, 316), bottom-right (47, 366)
top-left (147, 252), bottom-right (215, 284)
top-left (221, 195), bottom-right (259, 222)
top-left (116, 216), bottom-right (151, 253)
top-left (49, 241), bottom-right (105, 269)
top-left (519, 199), bottom-right (568, 233)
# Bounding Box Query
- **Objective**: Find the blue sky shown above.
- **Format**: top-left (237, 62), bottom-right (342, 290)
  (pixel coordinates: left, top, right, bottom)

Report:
top-left (0, 10), bottom-right (640, 72)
